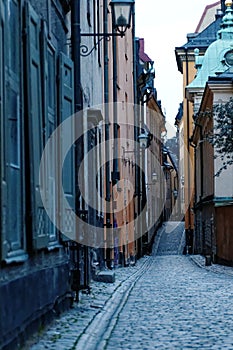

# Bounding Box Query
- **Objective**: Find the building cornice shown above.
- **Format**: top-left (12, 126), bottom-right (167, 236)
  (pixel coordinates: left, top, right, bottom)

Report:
top-left (175, 47), bottom-right (208, 73)
top-left (214, 197), bottom-right (233, 206)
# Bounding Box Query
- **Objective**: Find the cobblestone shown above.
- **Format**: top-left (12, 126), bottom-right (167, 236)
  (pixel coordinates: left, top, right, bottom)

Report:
top-left (24, 222), bottom-right (233, 350)
top-left (23, 254), bottom-right (152, 350)
top-left (189, 254), bottom-right (233, 276)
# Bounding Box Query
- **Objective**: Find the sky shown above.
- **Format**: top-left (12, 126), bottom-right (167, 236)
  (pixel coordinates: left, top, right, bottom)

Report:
top-left (135, 0), bottom-right (216, 137)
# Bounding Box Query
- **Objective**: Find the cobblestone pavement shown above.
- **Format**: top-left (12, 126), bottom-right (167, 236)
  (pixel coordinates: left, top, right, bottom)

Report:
top-left (156, 221), bottom-right (185, 256)
top-left (25, 222), bottom-right (233, 350)
top-left (24, 250), bottom-right (153, 350)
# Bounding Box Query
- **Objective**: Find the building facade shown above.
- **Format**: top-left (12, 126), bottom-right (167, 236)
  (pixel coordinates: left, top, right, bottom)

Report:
top-left (0, 1), bottom-right (74, 349)
top-left (135, 38), bottom-right (165, 255)
top-left (187, 1), bottom-right (233, 264)
top-left (0, 1), bottom-right (167, 348)
top-left (175, 0), bottom-right (224, 253)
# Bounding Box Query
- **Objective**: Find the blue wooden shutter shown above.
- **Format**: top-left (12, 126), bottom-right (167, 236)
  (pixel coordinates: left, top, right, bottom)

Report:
top-left (25, 3), bottom-right (49, 249)
top-left (0, 0), bottom-right (27, 263)
top-left (0, 1), bottom-right (7, 260)
top-left (58, 52), bottom-right (75, 241)
top-left (6, 0), bottom-right (23, 255)
top-left (40, 20), bottom-right (59, 247)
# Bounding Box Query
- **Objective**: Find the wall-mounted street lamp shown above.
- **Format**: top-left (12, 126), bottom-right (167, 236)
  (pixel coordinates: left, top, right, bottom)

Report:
top-left (140, 84), bottom-right (153, 104)
top-left (79, 0), bottom-right (135, 56)
top-left (163, 162), bottom-right (173, 171)
top-left (173, 189), bottom-right (178, 200)
top-left (146, 172), bottom-right (158, 188)
top-left (122, 129), bottom-right (153, 160)
top-left (138, 131), bottom-right (153, 149)
top-left (152, 172), bottom-right (158, 183)
top-left (110, 0), bottom-right (134, 37)
top-left (181, 175), bottom-right (185, 186)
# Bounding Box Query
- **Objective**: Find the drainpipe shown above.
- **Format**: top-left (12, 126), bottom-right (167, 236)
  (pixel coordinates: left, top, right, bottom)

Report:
top-left (195, 124), bottom-right (204, 199)
top-left (134, 39), bottom-right (141, 258)
top-left (107, 8), bottom-right (119, 269)
top-left (141, 103), bottom-right (147, 254)
top-left (132, 3), bottom-right (138, 260)
top-left (104, 0), bottom-right (111, 269)
top-left (194, 122), bottom-right (204, 254)
top-left (189, 137), bottom-right (197, 252)
top-left (71, 0), bottom-right (83, 209)
top-left (185, 48), bottom-right (193, 254)
top-left (134, 39), bottom-right (139, 196)
top-left (71, 1), bottom-right (82, 114)
top-left (112, 33), bottom-right (118, 180)
top-left (71, 0), bottom-right (87, 299)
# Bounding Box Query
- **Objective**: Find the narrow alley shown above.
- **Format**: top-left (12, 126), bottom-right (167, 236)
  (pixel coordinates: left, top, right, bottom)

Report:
top-left (26, 222), bottom-right (233, 350)
top-left (2, 2), bottom-right (233, 350)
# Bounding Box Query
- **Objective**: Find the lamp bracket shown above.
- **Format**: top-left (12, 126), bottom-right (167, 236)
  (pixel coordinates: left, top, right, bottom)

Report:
top-left (80, 33), bottom-right (124, 37)
top-left (80, 32), bottom-right (124, 57)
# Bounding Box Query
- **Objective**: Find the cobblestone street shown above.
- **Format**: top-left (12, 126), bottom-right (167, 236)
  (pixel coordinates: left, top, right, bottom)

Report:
top-left (25, 222), bottom-right (233, 350)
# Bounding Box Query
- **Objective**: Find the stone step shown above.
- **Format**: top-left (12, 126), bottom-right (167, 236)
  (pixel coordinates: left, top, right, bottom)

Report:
top-left (95, 270), bottom-right (116, 283)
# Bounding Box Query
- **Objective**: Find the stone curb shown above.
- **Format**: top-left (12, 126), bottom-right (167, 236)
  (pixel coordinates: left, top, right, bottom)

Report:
top-left (24, 256), bottom-right (151, 350)
top-left (75, 257), bottom-right (154, 350)
top-left (189, 255), bottom-right (233, 277)
top-left (24, 224), bottom-right (177, 350)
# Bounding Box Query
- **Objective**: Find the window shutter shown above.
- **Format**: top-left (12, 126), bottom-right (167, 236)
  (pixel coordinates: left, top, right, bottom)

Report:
top-left (1, 0), bottom-right (27, 262)
top-left (25, 3), bottom-right (49, 249)
top-left (0, 1), bottom-right (8, 260)
top-left (40, 20), bottom-right (59, 246)
top-left (6, 0), bottom-right (22, 254)
top-left (58, 52), bottom-right (75, 242)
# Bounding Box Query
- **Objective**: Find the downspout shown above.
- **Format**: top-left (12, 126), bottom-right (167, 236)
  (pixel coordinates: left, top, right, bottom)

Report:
top-left (189, 140), bottom-right (197, 204)
top-left (132, 3), bottom-right (138, 259)
top-left (112, 31), bottom-right (118, 180)
top-left (71, 1), bottom-right (82, 113)
top-left (104, 0), bottom-right (111, 268)
top-left (71, 0), bottom-right (91, 297)
top-left (71, 0), bottom-right (83, 301)
top-left (185, 47), bottom-right (193, 253)
top-left (141, 103), bottom-right (147, 253)
top-left (134, 38), bottom-right (142, 258)
top-left (111, 7), bottom-right (121, 268)
top-left (134, 39), bottom-right (139, 196)
top-left (190, 124), bottom-right (204, 201)
top-left (190, 122), bottom-right (203, 254)
top-left (189, 137), bottom-right (197, 253)
top-left (197, 124), bottom-right (204, 199)
top-left (71, 0), bottom-right (84, 209)
top-left (195, 122), bottom-right (204, 255)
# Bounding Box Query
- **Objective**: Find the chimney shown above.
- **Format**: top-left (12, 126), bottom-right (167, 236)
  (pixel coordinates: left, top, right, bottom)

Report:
top-left (216, 8), bottom-right (223, 19)
top-left (139, 38), bottom-right (145, 53)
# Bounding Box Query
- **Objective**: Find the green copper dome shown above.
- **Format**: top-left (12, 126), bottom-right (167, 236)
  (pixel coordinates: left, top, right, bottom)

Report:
top-left (187, 0), bottom-right (233, 90)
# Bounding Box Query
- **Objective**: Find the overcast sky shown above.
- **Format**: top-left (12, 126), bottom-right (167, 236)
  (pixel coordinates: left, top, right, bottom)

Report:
top-left (135, 0), bottom-right (216, 137)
